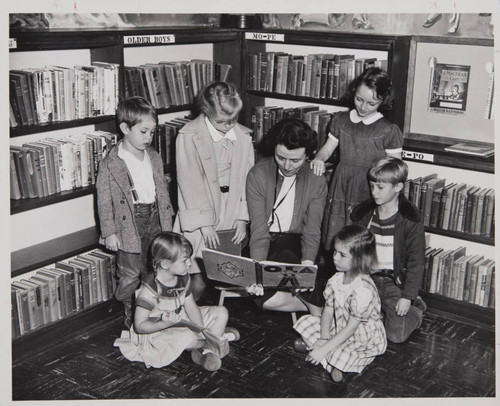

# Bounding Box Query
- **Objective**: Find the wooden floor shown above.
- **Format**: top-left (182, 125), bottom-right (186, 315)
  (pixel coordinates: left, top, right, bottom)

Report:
top-left (12, 286), bottom-right (495, 400)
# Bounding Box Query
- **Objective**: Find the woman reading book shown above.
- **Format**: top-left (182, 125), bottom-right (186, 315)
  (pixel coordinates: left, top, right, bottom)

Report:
top-left (245, 118), bottom-right (328, 316)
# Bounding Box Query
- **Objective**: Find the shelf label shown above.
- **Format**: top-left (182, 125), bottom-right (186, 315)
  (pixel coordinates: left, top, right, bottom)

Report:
top-left (124, 34), bottom-right (175, 45)
top-left (402, 150), bottom-right (435, 163)
top-left (245, 32), bottom-right (285, 42)
top-left (9, 38), bottom-right (17, 49)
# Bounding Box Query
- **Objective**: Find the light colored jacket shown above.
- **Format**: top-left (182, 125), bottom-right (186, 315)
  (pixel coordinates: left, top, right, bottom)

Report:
top-left (173, 114), bottom-right (254, 264)
top-left (96, 143), bottom-right (173, 253)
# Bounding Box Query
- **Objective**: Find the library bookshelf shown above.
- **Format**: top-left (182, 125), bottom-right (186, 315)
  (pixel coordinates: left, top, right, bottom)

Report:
top-left (9, 26), bottom-right (242, 360)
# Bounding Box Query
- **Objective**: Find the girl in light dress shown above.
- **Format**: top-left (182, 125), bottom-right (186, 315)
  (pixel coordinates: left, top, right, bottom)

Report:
top-left (114, 231), bottom-right (239, 371)
top-left (294, 224), bottom-right (387, 382)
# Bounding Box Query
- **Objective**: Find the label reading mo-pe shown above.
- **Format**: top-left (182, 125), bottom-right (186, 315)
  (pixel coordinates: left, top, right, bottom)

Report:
top-left (245, 32), bottom-right (285, 42)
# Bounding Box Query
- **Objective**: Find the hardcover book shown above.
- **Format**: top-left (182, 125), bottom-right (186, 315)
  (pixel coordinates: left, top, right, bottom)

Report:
top-left (202, 249), bottom-right (318, 289)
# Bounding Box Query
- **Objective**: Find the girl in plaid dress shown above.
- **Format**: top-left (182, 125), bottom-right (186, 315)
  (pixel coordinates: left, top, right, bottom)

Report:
top-left (294, 224), bottom-right (386, 382)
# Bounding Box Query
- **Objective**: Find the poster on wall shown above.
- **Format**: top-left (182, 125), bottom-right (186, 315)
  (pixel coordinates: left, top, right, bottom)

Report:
top-left (428, 63), bottom-right (470, 115)
top-left (406, 41), bottom-right (494, 143)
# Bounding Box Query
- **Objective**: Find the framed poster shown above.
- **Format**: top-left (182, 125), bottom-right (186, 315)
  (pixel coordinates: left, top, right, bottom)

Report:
top-left (404, 37), bottom-right (494, 144)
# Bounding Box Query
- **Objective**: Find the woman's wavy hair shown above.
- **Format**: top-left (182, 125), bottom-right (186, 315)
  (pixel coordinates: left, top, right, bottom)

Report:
top-left (257, 118), bottom-right (318, 159)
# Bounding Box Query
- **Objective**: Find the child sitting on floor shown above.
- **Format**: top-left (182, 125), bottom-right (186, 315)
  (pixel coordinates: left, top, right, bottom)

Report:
top-left (114, 231), bottom-right (239, 371)
top-left (293, 224), bottom-right (387, 382)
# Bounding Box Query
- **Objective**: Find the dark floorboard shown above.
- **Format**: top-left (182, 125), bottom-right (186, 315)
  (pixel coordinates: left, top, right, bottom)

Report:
top-left (12, 287), bottom-right (495, 400)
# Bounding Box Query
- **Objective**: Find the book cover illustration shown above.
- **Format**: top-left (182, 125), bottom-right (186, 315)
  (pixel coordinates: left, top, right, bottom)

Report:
top-left (428, 62), bottom-right (470, 115)
top-left (202, 249), bottom-right (317, 289)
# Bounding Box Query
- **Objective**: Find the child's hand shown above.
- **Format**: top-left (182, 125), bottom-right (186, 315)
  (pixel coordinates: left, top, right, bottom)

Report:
top-left (305, 341), bottom-right (330, 365)
top-left (246, 284), bottom-right (264, 296)
top-left (232, 220), bottom-right (247, 244)
top-left (105, 234), bottom-right (121, 251)
top-left (161, 310), bottom-right (181, 326)
top-left (201, 226), bottom-right (220, 249)
top-left (395, 298), bottom-right (411, 316)
top-left (310, 159), bottom-right (326, 176)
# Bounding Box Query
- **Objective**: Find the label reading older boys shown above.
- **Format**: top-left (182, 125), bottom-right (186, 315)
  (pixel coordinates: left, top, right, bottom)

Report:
top-left (124, 34), bottom-right (175, 45)
top-left (245, 32), bottom-right (285, 42)
top-left (402, 150), bottom-right (435, 163)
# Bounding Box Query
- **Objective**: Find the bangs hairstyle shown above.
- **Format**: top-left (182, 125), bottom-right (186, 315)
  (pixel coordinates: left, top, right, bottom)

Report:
top-left (335, 224), bottom-right (377, 277)
top-left (345, 67), bottom-right (394, 111)
top-left (197, 81), bottom-right (242, 119)
top-left (116, 96), bottom-right (158, 129)
top-left (150, 232), bottom-right (193, 270)
top-left (258, 118), bottom-right (318, 158)
top-left (367, 156), bottom-right (408, 185)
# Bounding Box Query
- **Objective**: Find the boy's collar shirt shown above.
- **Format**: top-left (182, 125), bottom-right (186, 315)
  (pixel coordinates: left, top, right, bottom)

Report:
top-left (118, 143), bottom-right (156, 204)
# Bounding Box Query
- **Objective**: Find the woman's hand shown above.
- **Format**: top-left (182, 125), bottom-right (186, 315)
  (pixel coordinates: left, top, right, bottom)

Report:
top-left (200, 226), bottom-right (219, 249)
top-left (161, 310), bottom-right (181, 327)
top-left (310, 159), bottom-right (326, 176)
top-left (232, 220), bottom-right (247, 244)
top-left (246, 284), bottom-right (264, 296)
top-left (105, 234), bottom-right (121, 251)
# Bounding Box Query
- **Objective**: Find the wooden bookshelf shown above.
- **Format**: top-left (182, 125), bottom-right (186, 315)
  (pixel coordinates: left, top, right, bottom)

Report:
top-left (9, 26), bottom-right (244, 361)
top-left (425, 227), bottom-right (494, 246)
top-left (420, 292), bottom-right (494, 326)
top-left (11, 186), bottom-right (96, 215)
top-left (12, 299), bottom-right (122, 363)
top-left (11, 226), bottom-right (100, 277)
top-left (403, 137), bottom-right (494, 174)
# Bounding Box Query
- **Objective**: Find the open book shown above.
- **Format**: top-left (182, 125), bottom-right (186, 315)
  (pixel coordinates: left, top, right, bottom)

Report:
top-left (202, 248), bottom-right (318, 289)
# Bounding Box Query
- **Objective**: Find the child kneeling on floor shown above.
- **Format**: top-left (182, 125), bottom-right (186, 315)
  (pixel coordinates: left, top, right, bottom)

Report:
top-left (114, 231), bottom-right (239, 371)
top-left (294, 224), bottom-right (387, 382)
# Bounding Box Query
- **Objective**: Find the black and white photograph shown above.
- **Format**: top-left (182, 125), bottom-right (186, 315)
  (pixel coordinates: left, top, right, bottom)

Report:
top-left (4, 0), bottom-right (498, 404)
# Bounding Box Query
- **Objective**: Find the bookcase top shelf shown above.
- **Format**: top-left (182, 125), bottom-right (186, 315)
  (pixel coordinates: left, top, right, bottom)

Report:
top-left (243, 28), bottom-right (405, 50)
top-left (10, 27), bottom-right (240, 52)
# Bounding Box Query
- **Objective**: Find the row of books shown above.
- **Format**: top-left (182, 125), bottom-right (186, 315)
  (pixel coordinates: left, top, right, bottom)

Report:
top-left (10, 130), bottom-right (117, 200)
top-left (251, 104), bottom-right (332, 146)
top-left (152, 116), bottom-right (192, 173)
top-left (247, 52), bottom-right (387, 100)
top-left (124, 60), bottom-right (232, 109)
top-left (9, 62), bottom-right (120, 128)
top-left (11, 248), bottom-right (117, 339)
top-left (403, 174), bottom-right (495, 238)
top-left (422, 245), bottom-right (494, 308)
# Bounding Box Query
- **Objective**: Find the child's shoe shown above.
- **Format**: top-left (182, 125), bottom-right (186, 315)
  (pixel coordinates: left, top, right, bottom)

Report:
top-left (191, 349), bottom-right (222, 371)
top-left (293, 338), bottom-right (308, 354)
top-left (330, 367), bottom-right (343, 382)
top-left (123, 302), bottom-right (132, 329)
top-left (414, 296), bottom-right (427, 313)
top-left (223, 327), bottom-right (240, 342)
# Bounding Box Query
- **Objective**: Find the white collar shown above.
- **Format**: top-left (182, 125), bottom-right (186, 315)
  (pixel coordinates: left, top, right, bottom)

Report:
top-left (349, 109), bottom-right (383, 125)
top-left (205, 116), bottom-right (237, 142)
